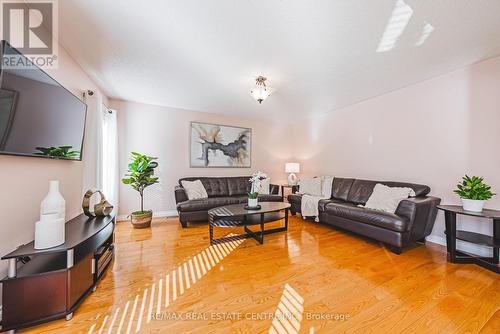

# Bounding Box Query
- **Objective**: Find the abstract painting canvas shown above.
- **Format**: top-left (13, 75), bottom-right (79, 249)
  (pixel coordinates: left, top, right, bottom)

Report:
top-left (190, 122), bottom-right (251, 168)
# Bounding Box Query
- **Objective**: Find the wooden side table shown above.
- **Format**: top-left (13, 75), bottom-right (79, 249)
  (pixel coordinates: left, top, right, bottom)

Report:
top-left (437, 205), bottom-right (499, 274)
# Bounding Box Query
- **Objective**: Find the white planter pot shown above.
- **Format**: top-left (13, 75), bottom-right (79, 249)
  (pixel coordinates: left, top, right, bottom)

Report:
top-left (248, 198), bottom-right (258, 207)
top-left (461, 198), bottom-right (485, 212)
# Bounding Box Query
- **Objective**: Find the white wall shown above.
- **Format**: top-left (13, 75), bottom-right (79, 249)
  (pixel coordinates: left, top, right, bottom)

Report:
top-left (292, 56), bottom-right (500, 255)
top-left (112, 100), bottom-right (293, 217)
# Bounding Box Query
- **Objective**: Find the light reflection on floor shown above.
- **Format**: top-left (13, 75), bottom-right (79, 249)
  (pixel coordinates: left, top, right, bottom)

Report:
top-left (88, 234), bottom-right (244, 334)
top-left (268, 283), bottom-right (305, 334)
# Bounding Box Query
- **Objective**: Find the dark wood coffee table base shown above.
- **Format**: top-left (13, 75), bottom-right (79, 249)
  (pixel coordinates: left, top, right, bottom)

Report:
top-left (209, 209), bottom-right (289, 245)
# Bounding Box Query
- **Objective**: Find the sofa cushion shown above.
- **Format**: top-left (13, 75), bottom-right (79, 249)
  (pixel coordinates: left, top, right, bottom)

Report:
top-left (347, 179), bottom-right (379, 205)
top-left (181, 180), bottom-right (208, 200)
top-left (346, 179), bottom-right (431, 205)
top-left (227, 177), bottom-right (252, 196)
top-left (324, 202), bottom-right (408, 232)
top-left (318, 199), bottom-right (344, 212)
top-left (298, 177), bottom-right (322, 196)
top-left (363, 183), bottom-right (415, 213)
top-left (288, 193), bottom-right (302, 205)
top-left (332, 178), bottom-right (355, 201)
top-left (257, 194), bottom-right (283, 202)
top-left (287, 194), bottom-right (343, 212)
top-left (177, 197), bottom-right (240, 212)
top-left (382, 181), bottom-right (430, 197)
top-left (321, 176), bottom-right (334, 198)
top-left (179, 177), bottom-right (230, 197)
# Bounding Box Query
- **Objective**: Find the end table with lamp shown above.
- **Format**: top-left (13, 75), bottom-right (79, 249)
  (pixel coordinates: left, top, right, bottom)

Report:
top-left (285, 162), bottom-right (300, 186)
top-left (280, 184), bottom-right (295, 202)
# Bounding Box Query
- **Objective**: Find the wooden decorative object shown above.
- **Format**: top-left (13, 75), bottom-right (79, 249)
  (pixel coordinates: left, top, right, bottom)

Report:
top-left (82, 190), bottom-right (114, 217)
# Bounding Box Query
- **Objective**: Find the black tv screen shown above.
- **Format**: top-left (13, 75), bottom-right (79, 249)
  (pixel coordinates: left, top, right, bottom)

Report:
top-left (0, 41), bottom-right (86, 160)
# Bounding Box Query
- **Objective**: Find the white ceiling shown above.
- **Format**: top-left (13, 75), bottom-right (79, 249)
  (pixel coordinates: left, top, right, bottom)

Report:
top-left (59, 0), bottom-right (500, 120)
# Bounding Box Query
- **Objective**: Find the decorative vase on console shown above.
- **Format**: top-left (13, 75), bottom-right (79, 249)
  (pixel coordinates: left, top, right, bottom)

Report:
top-left (41, 180), bottom-right (66, 219)
top-left (34, 213), bottom-right (65, 249)
top-left (35, 180), bottom-right (66, 249)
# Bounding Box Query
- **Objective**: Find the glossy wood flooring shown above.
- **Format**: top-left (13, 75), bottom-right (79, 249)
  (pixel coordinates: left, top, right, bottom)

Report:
top-left (21, 215), bottom-right (499, 334)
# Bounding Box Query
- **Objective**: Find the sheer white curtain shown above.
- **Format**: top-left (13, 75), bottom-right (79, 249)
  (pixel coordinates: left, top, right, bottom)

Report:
top-left (101, 105), bottom-right (119, 213)
top-left (82, 91), bottom-right (103, 192)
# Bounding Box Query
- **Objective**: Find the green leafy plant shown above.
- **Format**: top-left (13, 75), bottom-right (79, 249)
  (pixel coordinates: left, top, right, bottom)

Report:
top-left (247, 191), bottom-right (259, 199)
top-left (454, 175), bottom-right (495, 200)
top-left (122, 152), bottom-right (159, 213)
top-left (35, 146), bottom-right (80, 159)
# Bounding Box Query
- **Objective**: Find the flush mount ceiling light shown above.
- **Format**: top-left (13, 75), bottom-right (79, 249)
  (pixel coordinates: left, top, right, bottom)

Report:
top-left (250, 76), bottom-right (272, 104)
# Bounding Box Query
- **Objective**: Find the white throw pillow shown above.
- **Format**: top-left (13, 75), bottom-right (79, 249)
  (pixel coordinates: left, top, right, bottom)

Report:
top-left (299, 177), bottom-right (323, 196)
top-left (321, 176), bottom-right (334, 198)
top-left (255, 178), bottom-right (270, 195)
top-left (181, 180), bottom-right (208, 200)
top-left (363, 183), bottom-right (416, 213)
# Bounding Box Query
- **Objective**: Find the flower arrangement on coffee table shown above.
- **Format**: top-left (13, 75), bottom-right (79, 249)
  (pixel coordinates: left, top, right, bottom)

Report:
top-left (247, 171), bottom-right (268, 209)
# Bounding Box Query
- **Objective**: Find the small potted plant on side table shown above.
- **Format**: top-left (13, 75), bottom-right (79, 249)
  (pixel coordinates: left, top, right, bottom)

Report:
top-left (247, 171), bottom-right (268, 209)
top-left (122, 152), bottom-right (159, 228)
top-left (454, 175), bottom-right (495, 212)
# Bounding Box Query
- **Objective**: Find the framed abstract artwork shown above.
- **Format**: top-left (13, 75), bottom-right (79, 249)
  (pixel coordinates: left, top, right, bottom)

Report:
top-left (190, 121), bottom-right (251, 168)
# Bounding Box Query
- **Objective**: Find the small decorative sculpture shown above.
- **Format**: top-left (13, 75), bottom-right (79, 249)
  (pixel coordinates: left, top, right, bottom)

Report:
top-left (82, 189), bottom-right (114, 217)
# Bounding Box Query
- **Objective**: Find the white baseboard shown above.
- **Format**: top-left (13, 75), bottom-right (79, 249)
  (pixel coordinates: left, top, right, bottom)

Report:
top-left (425, 234), bottom-right (493, 257)
top-left (116, 210), bottom-right (178, 222)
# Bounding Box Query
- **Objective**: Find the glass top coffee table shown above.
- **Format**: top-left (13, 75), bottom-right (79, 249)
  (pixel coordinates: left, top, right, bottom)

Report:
top-left (208, 202), bottom-right (291, 245)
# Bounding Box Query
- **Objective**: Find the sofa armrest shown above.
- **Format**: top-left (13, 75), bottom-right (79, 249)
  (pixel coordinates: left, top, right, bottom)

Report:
top-left (174, 186), bottom-right (189, 204)
top-left (395, 196), bottom-right (441, 240)
top-left (270, 184), bottom-right (280, 195)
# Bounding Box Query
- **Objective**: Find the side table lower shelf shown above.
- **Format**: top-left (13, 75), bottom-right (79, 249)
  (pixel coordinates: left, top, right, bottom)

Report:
top-left (439, 205), bottom-right (500, 274)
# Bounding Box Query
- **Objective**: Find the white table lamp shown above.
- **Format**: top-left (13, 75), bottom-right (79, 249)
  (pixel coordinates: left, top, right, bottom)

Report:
top-left (285, 163), bottom-right (300, 186)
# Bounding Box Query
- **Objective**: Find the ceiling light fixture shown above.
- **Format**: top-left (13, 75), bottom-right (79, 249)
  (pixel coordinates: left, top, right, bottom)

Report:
top-left (250, 76), bottom-right (271, 104)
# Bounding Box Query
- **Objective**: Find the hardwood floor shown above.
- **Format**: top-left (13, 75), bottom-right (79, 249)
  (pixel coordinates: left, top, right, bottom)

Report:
top-left (21, 215), bottom-right (499, 334)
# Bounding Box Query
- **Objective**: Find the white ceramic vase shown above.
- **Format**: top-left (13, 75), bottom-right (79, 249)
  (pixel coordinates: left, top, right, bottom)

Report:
top-left (34, 213), bottom-right (65, 249)
top-left (461, 198), bottom-right (485, 212)
top-left (248, 198), bottom-right (258, 207)
top-left (41, 180), bottom-right (66, 220)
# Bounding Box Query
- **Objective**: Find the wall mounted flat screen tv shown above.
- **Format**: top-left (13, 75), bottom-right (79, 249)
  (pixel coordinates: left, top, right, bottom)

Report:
top-left (0, 41), bottom-right (87, 160)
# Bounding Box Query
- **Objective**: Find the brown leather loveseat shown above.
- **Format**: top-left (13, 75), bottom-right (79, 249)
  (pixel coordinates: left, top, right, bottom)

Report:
top-left (288, 178), bottom-right (440, 253)
top-left (175, 176), bottom-right (282, 227)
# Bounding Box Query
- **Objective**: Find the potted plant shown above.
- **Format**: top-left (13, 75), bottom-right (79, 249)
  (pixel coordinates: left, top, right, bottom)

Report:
top-left (248, 171), bottom-right (267, 208)
top-left (122, 152), bottom-right (159, 228)
top-left (454, 175), bottom-right (495, 212)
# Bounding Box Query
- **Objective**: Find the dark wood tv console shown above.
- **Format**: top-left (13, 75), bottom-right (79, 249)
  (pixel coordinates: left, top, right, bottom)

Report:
top-left (0, 214), bottom-right (115, 333)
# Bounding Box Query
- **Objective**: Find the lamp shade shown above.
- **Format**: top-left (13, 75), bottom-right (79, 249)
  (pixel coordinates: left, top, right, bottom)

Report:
top-left (285, 163), bottom-right (300, 173)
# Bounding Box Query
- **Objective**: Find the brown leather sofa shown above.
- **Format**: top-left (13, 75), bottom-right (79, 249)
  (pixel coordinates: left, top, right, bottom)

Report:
top-left (288, 178), bottom-right (440, 253)
top-left (175, 176), bottom-right (282, 227)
